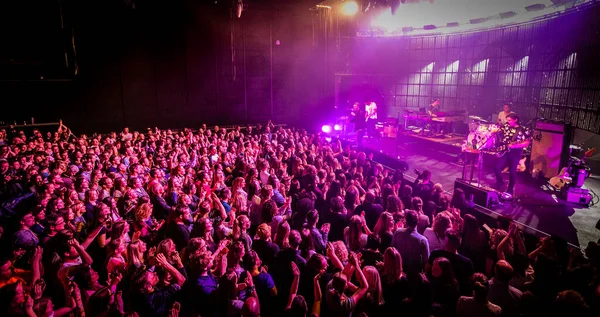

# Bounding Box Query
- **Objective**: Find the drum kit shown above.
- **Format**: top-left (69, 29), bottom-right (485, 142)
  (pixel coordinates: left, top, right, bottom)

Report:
top-left (461, 116), bottom-right (500, 186)
top-left (463, 116), bottom-right (498, 153)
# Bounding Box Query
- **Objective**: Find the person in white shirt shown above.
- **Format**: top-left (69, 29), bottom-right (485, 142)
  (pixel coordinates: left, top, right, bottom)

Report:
top-left (365, 101), bottom-right (378, 138)
top-left (497, 104), bottom-right (514, 125)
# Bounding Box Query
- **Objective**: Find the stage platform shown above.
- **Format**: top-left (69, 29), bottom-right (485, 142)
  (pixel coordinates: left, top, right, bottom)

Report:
top-left (343, 133), bottom-right (600, 248)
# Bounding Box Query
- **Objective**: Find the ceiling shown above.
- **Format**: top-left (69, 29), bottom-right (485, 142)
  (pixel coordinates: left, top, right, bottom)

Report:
top-left (325, 0), bottom-right (589, 35)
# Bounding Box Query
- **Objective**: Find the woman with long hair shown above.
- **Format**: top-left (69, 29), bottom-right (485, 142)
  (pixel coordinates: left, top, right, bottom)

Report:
top-left (273, 221), bottom-right (291, 250)
top-left (460, 214), bottom-right (489, 273)
top-left (343, 186), bottom-right (361, 214)
top-left (355, 266), bottom-right (384, 317)
top-left (344, 215), bottom-right (368, 252)
top-left (373, 212), bottom-right (395, 252)
top-left (429, 257), bottom-right (460, 314)
top-left (379, 247), bottom-right (410, 314)
top-left (191, 218), bottom-right (215, 252)
top-left (385, 195), bottom-right (404, 224)
top-left (423, 212), bottom-right (452, 252)
top-left (127, 239), bottom-right (146, 272)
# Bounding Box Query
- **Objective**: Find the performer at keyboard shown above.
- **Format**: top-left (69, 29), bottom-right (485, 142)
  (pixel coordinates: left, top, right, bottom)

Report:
top-left (427, 99), bottom-right (440, 117)
top-left (497, 103), bottom-right (515, 125)
top-left (365, 101), bottom-right (378, 138)
top-left (491, 113), bottom-right (531, 196)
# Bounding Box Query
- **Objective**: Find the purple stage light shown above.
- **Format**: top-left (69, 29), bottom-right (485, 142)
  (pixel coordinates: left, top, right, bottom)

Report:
top-left (321, 125), bottom-right (332, 133)
top-left (334, 124), bottom-right (341, 131)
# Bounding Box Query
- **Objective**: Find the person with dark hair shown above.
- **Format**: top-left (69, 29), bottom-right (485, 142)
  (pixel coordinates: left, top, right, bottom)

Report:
top-left (271, 230), bottom-right (307, 312)
top-left (488, 260), bottom-right (522, 316)
top-left (492, 113), bottom-right (531, 196)
top-left (181, 250), bottom-right (219, 317)
top-left (392, 210), bottom-right (430, 276)
top-left (354, 192), bottom-right (383, 231)
top-left (457, 273), bottom-right (502, 317)
top-left (304, 209), bottom-right (329, 254)
top-left (497, 103), bottom-right (514, 125)
top-left (429, 229), bottom-right (474, 296)
top-left (241, 250), bottom-right (277, 317)
top-left (326, 197), bottom-right (349, 242)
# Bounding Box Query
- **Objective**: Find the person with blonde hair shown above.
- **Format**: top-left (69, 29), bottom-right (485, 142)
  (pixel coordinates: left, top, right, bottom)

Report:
top-left (423, 212), bottom-right (452, 251)
top-left (373, 212), bottom-right (395, 252)
top-left (355, 266), bottom-right (384, 316)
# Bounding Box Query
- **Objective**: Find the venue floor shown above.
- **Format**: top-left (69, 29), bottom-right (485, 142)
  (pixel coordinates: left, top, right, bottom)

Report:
top-left (342, 131), bottom-right (600, 248)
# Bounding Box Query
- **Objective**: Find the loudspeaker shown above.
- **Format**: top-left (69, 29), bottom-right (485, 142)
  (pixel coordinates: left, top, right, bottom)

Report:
top-left (530, 121), bottom-right (571, 179)
top-left (454, 179), bottom-right (499, 208)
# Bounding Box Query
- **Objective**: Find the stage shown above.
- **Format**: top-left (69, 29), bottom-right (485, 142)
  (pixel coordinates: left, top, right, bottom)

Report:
top-left (343, 131), bottom-right (600, 248)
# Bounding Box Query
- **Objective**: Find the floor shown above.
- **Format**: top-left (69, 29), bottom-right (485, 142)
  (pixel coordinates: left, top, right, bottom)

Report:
top-left (343, 132), bottom-right (600, 248)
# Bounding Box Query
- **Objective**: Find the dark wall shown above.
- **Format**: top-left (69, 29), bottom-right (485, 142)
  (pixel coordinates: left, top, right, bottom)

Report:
top-left (0, 0), bottom-right (334, 133)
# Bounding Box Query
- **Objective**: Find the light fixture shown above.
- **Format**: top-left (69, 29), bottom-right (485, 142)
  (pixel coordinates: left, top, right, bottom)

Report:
top-left (321, 125), bottom-right (332, 133)
top-left (499, 11), bottom-right (517, 19)
top-left (334, 124), bottom-right (342, 131)
top-left (525, 4), bottom-right (546, 12)
top-left (470, 17), bottom-right (489, 24)
top-left (341, 1), bottom-right (359, 16)
top-left (390, 0), bottom-right (400, 15)
top-left (402, 27), bottom-right (414, 33)
top-left (447, 22), bottom-right (459, 27)
top-left (235, 0), bottom-right (244, 18)
top-left (424, 25), bottom-right (436, 30)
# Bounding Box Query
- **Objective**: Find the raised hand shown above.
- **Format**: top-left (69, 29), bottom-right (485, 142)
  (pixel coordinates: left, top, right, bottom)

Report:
top-left (291, 262), bottom-right (300, 277)
top-left (156, 253), bottom-right (168, 266)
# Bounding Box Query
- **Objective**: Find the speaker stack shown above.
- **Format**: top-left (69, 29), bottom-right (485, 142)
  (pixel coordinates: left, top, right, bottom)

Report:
top-left (529, 120), bottom-right (572, 179)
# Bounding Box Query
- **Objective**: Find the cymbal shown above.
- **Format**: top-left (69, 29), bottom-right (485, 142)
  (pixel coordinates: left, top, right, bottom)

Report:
top-left (469, 116), bottom-right (489, 123)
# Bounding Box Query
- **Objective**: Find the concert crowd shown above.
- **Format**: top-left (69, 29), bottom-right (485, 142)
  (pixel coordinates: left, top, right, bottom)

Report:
top-left (0, 122), bottom-right (598, 317)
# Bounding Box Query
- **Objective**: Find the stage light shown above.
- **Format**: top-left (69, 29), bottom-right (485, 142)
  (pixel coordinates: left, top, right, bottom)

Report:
top-left (525, 4), bottom-right (546, 12)
top-left (321, 125), bottom-right (332, 133)
top-left (447, 22), bottom-right (459, 27)
top-left (402, 27), bottom-right (414, 33)
top-left (499, 11), bottom-right (517, 19)
top-left (470, 17), bottom-right (489, 24)
top-left (423, 25), bottom-right (436, 30)
top-left (235, 0), bottom-right (244, 18)
top-left (334, 124), bottom-right (342, 131)
top-left (390, 0), bottom-right (400, 15)
top-left (341, 1), bottom-right (359, 16)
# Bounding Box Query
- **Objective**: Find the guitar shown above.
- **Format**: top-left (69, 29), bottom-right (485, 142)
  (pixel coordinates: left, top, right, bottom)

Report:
top-left (548, 148), bottom-right (596, 189)
top-left (549, 167), bottom-right (571, 190)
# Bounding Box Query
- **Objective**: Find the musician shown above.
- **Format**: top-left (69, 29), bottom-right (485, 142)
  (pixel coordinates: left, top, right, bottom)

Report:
top-left (427, 99), bottom-right (446, 134)
top-left (350, 102), bottom-right (366, 148)
top-left (427, 99), bottom-right (440, 117)
top-left (365, 101), bottom-right (378, 138)
top-left (492, 113), bottom-right (531, 196)
top-left (497, 103), bottom-right (514, 125)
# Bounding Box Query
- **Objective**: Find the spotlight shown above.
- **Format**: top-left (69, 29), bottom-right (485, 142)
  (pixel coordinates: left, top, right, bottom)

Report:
top-left (334, 124), bottom-right (342, 131)
top-left (235, 0), bottom-right (244, 18)
top-left (391, 0), bottom-right (400, 15)
top-left (341, 1), bottom-right (359, 16)
top-left (423, 25), bottom-right (436, 30)
top-left (499, 11), bottom-right (517, 19)
top-left (447, 22), bottom-right (459, 27)
top-left (469, 17), bottom-right (489, 24)
top-left (525, 3), bottom-right (546, 12)
top-left (321, 125), bottom-right (332, 133)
